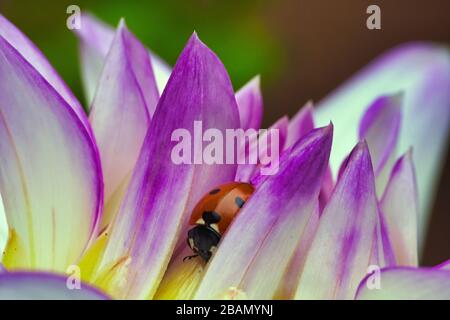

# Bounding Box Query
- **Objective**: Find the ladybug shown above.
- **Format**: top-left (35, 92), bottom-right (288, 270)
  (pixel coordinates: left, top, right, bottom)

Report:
top-left (185, 182), bottom-right (255, 262)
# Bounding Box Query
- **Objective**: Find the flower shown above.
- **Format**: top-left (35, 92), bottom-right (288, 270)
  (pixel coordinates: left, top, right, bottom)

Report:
top-left (0, 13), bottom-right (449, 300)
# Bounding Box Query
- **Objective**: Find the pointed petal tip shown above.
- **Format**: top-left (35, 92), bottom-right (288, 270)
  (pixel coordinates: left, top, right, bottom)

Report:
top-left (322, 122), bottom-right (334, 136)
top-left (298, 122), bottom-right (333, 149)
top-left (279, 115), bottom-right (289, 125)
top-left (391, 91), bottom-right (405, 104)
top-left (314, 121), bottom-right (333, 136)
top-left (337, 140), bottom-right (371, 181)
top-left (183, 32), bottom-right (215, 60)
top-left (391, 147), bottom-right (415, 178)
top-left (357, 139), bottom-right (369, 149)
top-left (304, 100), bottom-right (314, 110)
top-left (189, 31), bottom-right (201, 44)
top-left (435, 259), bottom-right (450, 270)
top-left (117, 18), bottom-right (127, 29)
top-left (241, 75), bottom-right (261, 94)
top-left (250, 74), bottom-right (261, 87)
top-left (377, 91), bottom-right (405, 106)
top-left (309, 122), bottom-right (333, 148)
top-left (344, 140), bottom-right (374, 178)
top-left (301, 122), bottom-right (333, 152)
top-left (236, 75), bottom-right (262, 97)
top-left (405, 146), bottom-right (414, 159)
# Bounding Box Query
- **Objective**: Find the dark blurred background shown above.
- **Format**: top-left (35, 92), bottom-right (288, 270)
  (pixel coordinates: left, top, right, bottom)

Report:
top-left (0, 0), bottom-right (449, 265)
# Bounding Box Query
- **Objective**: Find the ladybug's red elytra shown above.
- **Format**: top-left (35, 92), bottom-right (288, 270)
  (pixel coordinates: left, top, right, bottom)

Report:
top-left (185, 182), bottom-right (255, 262)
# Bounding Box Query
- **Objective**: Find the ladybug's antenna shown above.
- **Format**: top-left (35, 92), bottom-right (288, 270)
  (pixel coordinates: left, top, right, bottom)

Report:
top-left (183, 254), bottom-right (198, 262)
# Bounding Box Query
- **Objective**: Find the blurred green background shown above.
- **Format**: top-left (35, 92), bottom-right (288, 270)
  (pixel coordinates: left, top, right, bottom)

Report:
top-left (1, 0), bottom-right (450, 265)
top-left (0, 0), bottom-right (282, 105)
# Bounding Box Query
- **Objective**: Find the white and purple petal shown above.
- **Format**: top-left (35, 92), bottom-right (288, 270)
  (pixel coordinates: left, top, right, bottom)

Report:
top-left (195, 125), bottom-right (333, 299)
top-left (235, 76), bottom-right (263, 131)
top-left (359, 94), bottom-right (402, 193)
top-left (93, 34), bottom-right (240, 299)
top-left (284, 102), bottom-right (333, 212)
top-left (0, 14), bottom-right (92, 137)
top-left (436, 259), bottom-right (450, 270)
top-left (296, 142), bottom-right (378, 300)
top-left (75, 13), bottom-right (170, 104)
top-left (235, 116), bottom-right (288, 182)
top-left (0, 32), bottom-right (102, 271)
top-left (0, 272), bottom-right (109, 300)
top-left (89, 20), bottom-right (159, 226)
top-left (0, 196), bottom-right (6, 252)
top-left (380, 151), bottom-right (419, 266)
top-left (285, 101), bottom-right (314, 149)
top-left (315, 44), bottom-right (450, 246)
top-left (371, 210), bottom-right (397, 268)
top-left (356, 267), bottom-right (450, 300)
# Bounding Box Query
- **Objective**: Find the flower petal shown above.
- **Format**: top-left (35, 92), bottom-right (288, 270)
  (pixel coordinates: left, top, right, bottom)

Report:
top-left (154, 246), bottom-right (205, 300)
top-left (371, 210), bottom-right (397, 267)
top-left (356, 267), bottom-right (450, 300)
top-left (0, 196), bottom-right (6, 253)
top-left (92, 34), bottom-right (240, 299)
top-left (0, 14), bottom-right (92, 136)
top-left (75, 14), bottom-right (114, 104)
top-left (235, 76), bottom-right (263, 130)
top-left (284, 102), bottom-right (333, 213)
top-left (0, 272), bottom-right (109, 300)
top-left (0, 34), bottom-right (102, 271)
top-left (318, 166), bottom-right (334, 213)
top-left (380, 151), bottom-right (419, 266)
top-left (279, 203), bottom-right (320, 299)
top-left (436, 259), bottom-right (450, 270)
top-left (194, 125), bottom-right (333, 300)
top-left (235, 116), bottom-right (288, 182)
top-left (285, 101), bottom-right (314, 149)
top-left (75, 13), bottom-right (170, 104)
top-left (89, 20), bottom-right (159, 227)
top-left (296, 142), bottom-right (378, 300)
top-left (315, 44), bottom-right (450, 247)
top-left (359, 94), bottom-right (402, 193)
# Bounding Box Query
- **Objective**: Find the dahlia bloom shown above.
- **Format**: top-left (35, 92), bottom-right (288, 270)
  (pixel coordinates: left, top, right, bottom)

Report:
top-left (0, 14), bottom-right (449, 300)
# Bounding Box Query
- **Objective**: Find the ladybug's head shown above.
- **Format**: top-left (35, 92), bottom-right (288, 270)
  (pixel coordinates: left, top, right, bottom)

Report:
top-left (186, 224), bottom-right (221, 262)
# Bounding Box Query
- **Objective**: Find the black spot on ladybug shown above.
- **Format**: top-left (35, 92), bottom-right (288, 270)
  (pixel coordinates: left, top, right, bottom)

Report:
top-left (209, 188), bottom-right (220, 195)
top-left (202, 211), bottom-right (221, 224)
top-left (235, 196), bottom-right (245, 208)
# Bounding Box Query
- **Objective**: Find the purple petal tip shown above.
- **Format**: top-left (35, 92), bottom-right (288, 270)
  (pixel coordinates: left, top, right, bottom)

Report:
top-left (340, 140), bottom-right (374, 184)
top-left (189, 31), bottom-right (201, 45)
top-left (390, 148), bottom-right (415, 180)
top-left (181, 32), bottom-right (215, 61)
top-left (322, 122), bottom-right (334, 136)
top-left (118, 18), bottom-right (126, 28)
